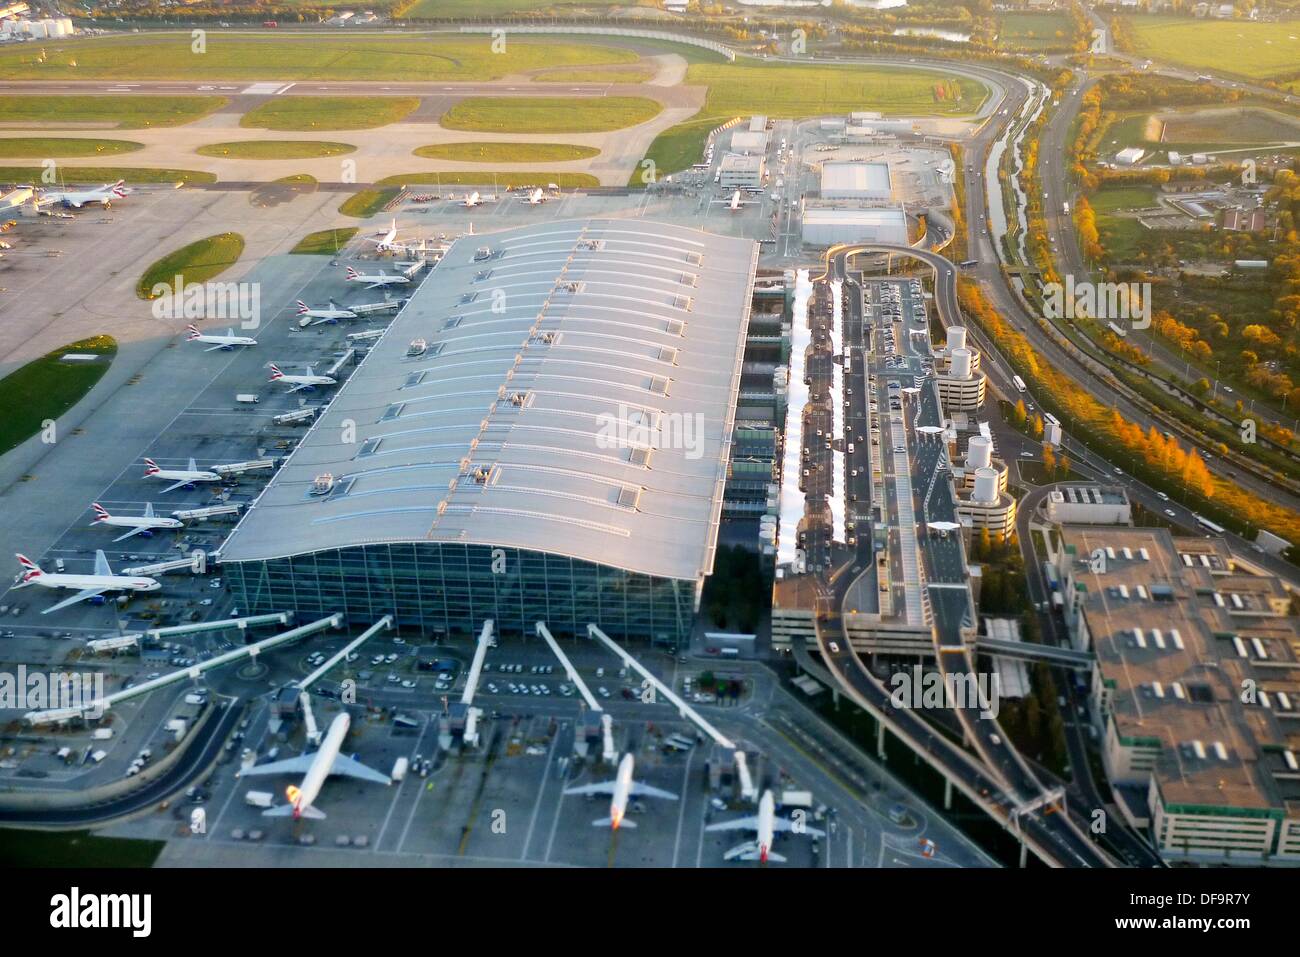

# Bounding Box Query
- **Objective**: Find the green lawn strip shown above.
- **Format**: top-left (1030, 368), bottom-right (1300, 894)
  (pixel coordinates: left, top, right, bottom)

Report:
top-left (0, 336), bottom-right (116, 455)
top-left (136, 232), bottom-right (245, 300)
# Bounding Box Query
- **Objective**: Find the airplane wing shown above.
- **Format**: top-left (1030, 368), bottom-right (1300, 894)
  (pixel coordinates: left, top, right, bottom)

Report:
top-left (160, 479), bottom-right (190, 493)
top-left (264, 803), bottom-right (326, 819)
top-left (705, 814), bottom-right (760, 834)
top-left (238, 754), bottom-right (316, 778)
top-left (285, 382), bottom-right (310, 394)
top-left (630, 782), bottom-right (679, 801)
top-left (772, 817), bottom-right (824, 837)
top-left (93, 550), bottom-right (112, 576)
top-left (563, 780), bottom-right (617, 797)
top-left (111, 526), bottom-right (148, 543)
top-left (203, 343), bottom-right (228, 352)
top-left (722, 840), bottom-right (760, 861)
top-left (329, 753), bottom-right (391, 785)
top-left (42, 587), bottom-right (110, 615)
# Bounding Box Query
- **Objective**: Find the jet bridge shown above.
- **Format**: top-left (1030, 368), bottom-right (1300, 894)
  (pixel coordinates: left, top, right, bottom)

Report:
top-left (459, 619), bottom-right (494, 748)
top-left (324, 348), bottom-right (356, 379)
top-left (294, 615), bottom-right (393, 745)
top-left (25, 614), bottom-right (342, 724)
top-left (587, 624), bottom-right (756, 799)
top-left (123, 611), bottom-right (290, 642)
top-left (536, 622), bottom-right (616, 763)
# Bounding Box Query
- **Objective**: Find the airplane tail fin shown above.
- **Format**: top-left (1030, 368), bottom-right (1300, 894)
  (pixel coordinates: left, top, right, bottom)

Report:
top-left (185, 324), bottom-right (201, 340)
top-left (295, 300), bottom-right (309, 314)
top-left (269, 363), bottom-right (284, 381)
top-left (346, 266), bottom-right (359, 280)
top-left (91, 503), bottom-right (110, 521)
top-left (142, 458), bottom-right (159, 476)
top-left (263, 804), bottom-right (326, 820)
top-left (14, 553), bottom-right (42, 582)
top-left (111, 179), bottom-right (126, 197)
top-left (593, 817), bottom-right (636, 829)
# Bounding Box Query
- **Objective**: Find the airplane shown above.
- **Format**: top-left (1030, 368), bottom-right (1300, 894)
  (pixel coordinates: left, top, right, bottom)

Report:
top-left (39, 179), bottom-right (128, 209)
top-left (522, 188), bottom-right (549, 206)
top-left (296, 299), bottom-right (358, 327)
top-left (90, 502), bottom-right (183, 543)
top-left (360, 218), bottom-right (425, 255)
top-left (142, 456), bottom-right (222, 494)
top-left (562, 753), bottom-right (677, 829)
top-left (455, 190), bottom-right (499, 209)
top-left (705, 789), bottom-right (824, 863)
top-left (186, 324), bottom-right (257, 351)
top-left (345, 266), bottom-right (410, 290)
top-left (710, 189), bottom-right (762, 212)
top-left (238, 713), bottom-right (389, 819)
top-left (13, 551), bottom-right (161, 615)
top-left (269, 362), bottom-right (337, 394)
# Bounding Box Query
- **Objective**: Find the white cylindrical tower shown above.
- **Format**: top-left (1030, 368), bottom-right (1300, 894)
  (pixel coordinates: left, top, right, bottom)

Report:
top-left (946, 326), bottom-right (967, 352)
top-left (966, 435), bottom-right (993, 470)
top-left (950, 347), bottom-right (972, 379)
top-left (973, 467), bottom-right (999, 504)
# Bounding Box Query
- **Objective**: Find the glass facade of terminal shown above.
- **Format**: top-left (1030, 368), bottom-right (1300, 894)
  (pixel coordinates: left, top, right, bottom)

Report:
top-left (222, 542), bottom-right (697, 647)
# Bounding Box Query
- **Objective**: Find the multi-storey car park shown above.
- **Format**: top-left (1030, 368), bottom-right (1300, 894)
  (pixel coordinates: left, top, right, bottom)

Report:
top-left (1054, 526), bottom-right (1300, 865)
top-left (218, 219), bottom-right (758, 647)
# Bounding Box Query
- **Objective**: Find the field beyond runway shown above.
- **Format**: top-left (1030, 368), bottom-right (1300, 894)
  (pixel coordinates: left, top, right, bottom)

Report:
top-left (1122, 14), bottom-right (1300, 81)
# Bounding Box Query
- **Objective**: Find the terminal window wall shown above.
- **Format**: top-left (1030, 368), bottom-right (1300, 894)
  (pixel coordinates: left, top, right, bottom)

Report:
top-left (224, 542), bottom-right (695, 647)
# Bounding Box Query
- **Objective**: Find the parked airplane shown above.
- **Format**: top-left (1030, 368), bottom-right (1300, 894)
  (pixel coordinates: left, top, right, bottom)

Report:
top-left (269, 362), bottom-right (337, 394)
top-left (456, 190), bottom-right (498, 209)
top-left (296, 299), bottom-right (358, 327)
top-left (345, 266), bottom-right (410, 290)
top-left (360, 218), bottom-right (425, 255)
top-left (186, 324), bottom-right (257, 351)
top-left (40, 179), bottom-right (128, 209)
top-left (705, 790), bottom-right (824, 863)
top-left (562, 753), bottom-right (677, 829)
top-left (711, 189), bottom-right (761, 212)
top-left (13, 551), bottom-right (160, 615)
top-left (522, 188), bottom-right (549, 205)
top-left (239, 713), bottom-right (389, 819)
top-left (90, 502), bottom-right (183, 542)
top-left (142, 457), bottom-right (222, 493)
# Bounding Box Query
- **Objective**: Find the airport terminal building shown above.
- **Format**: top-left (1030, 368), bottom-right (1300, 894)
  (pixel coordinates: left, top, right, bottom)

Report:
top-left (219, 219), bottom-right (758, 646)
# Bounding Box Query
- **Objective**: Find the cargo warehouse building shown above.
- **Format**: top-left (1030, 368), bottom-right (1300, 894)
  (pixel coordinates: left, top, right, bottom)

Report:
top-left (220, 220), bottom-right (758, 646)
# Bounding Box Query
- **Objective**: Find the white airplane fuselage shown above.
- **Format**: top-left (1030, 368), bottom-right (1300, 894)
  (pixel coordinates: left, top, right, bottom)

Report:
top-left (95, 515), bottom-right (182, 534)
top-left (288, 713), bottom-right (350, 819)
top-left (755, 790), bottom-right (777, 862)
top-left (609, 753), bottom-right (637, 829)
top-left (188, 330), bottom-right (256, 349)
top-left (21, 569), bottom-right (159, 596)
top-left (146, 467), bottom-right (220, 485)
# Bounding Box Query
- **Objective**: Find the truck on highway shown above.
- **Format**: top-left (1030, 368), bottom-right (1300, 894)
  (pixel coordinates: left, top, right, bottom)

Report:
top-left (1062, 201), bottom-right (1070, 215)
top-left (245, 790), bottom-right (274, 808)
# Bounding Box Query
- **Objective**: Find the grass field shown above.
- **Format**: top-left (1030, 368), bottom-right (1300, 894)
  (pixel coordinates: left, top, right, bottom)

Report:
top-left (531, 66), bottom-right (655, 84)
top-left (1090, 185), bottom-right (1157, 261)
top-left (440, 96), bottom-right (661, 133)
top-left (685, 62), bottom-right (986, 117)
top-left (241, 97), bottom-right (420, 132)
top-left (0, 137), bottom-right (142, 158)
top-left (630, 114), bottom-right (727, 184)
top-left (196, 140), bottom-right (355, 160)
top-left (0, 336), bottom-right (116, 456)
top-left (0, 95), bottom-right (224, 129)
top-left (996, 12), bottom-right (1072, 51)
top-left (376, 171), bottom-right (599, 188)
top-left (1122, 14), bottom-right (1300, 79)
top-left (412, 141), bottom-right (598, 162)
top-left (0, 34), bottom-right (638, 82)
top-left (1096, 107), bottom-right (1300, 158)
top-left (0, 827), bottom-right (161, 867)
top-left (339, 187), bottom-right (400, 218)
top-left (137, 232), bottom-right (245, 299)
top-left (290, 226), bottom-right (359, 254)
top-left (0, 166), bottom-right (214, 184)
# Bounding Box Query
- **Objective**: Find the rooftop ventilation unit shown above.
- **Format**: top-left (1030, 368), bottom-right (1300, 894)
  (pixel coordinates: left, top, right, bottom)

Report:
top-left (407, 338), bottom-right (427, 357)
top-left (473, 246), bottom-right (494, 262)
top-left (310, 474), bottom-right (336, 497)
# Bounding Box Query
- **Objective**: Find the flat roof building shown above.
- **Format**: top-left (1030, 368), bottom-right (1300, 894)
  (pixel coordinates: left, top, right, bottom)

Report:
top-left (800, 205), bottom-right (908, 247)
top-left (719, 153), bottom-right (765, 189)
top-left (820, 160), bottom-right (893, 201)
top-left (1055, 526), bottom-right (1300, 865)
top-left (220, 219), bottom-right (758, 646)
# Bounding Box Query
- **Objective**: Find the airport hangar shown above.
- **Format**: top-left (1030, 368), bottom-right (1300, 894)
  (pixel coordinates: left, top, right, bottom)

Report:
top-left (218, 219), bottom-right (759, 647)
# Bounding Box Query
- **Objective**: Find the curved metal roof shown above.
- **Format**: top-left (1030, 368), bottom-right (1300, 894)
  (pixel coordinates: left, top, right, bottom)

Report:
top-left (219, 219), bottom-right (758, 582)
